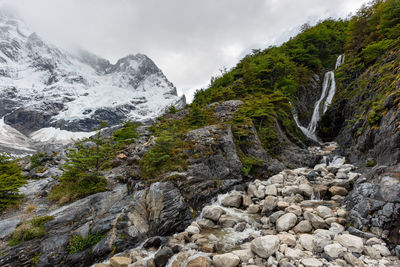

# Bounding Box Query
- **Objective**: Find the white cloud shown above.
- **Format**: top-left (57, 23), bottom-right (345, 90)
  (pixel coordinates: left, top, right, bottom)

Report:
top-left (1, 0), bottom-right (370, 102)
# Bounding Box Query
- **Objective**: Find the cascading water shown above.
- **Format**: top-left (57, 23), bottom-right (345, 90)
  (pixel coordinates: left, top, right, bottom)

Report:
top-left (294, 55), bottom-right (344, 141)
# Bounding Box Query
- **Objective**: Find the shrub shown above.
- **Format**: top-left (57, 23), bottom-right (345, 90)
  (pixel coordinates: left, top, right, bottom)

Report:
top-left (0, 154), bottom-right (27, 211)
top-left (112, 121), bottom-right (140, 145)
top-left (166, 105), bottom-right (178, 114)
top-left (30, 152), bottom-right (47, 170)
top-left (67, 233), bottom-right (105, 254)
top-left (8, 216), bottom-right (54, 246)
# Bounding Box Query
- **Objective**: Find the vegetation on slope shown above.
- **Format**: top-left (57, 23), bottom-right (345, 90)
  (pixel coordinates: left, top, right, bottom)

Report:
top-left (0, 154), bottom-right (26, 211)
top-left (49, 121), bottom-right (139, 204)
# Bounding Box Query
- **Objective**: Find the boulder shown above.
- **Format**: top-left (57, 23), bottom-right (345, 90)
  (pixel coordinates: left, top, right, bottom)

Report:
top-left (313, 230), bottom-right (332, 252)
top-left (265, 185), bottom-right (278, 196)
top-left (251, 235), bottom-right (279, 258)
top-left (262, 196), bottom-right (278, 214)
top-left (154, 247), bottom-right (173, 267)
top-left (336, 234), bottom-right (364, 253)
top-left (299, 234), bottom-right (314, 252)
top-left (221, 192), bottom-right (242, 208)
top-left (316, 206), bottom-right (335, 219)
top-left (301, 258), bottom-right (323, 267)
top-left (329, 186), bottom-right (348, 196)
top-left (293, 220), bottom-right (312, 233)
top-left (186, 225), bottom-right (200, 235)
top-left (232, 249), bottom-right (253, 263)
top-left (276, 213), bottom-right (297, 232)
top-left (277, 233), bottom-right (296, 247)
top-left (110, 256), bottom-right (131, 267)
top-left (324, 243), bottom-right (345, 258)
top-left (187, 256), bottom-right (211, 267)
top-left (202, 205), bottom-right (224, 221)
top-left (212, 253), bottom-right (240, 267)
top-left (303, 211), bottom-right (328, 229)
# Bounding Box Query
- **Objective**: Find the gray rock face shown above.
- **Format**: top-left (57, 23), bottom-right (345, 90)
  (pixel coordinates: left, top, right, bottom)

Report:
top-left (344, 165), bottom-right (400, 244)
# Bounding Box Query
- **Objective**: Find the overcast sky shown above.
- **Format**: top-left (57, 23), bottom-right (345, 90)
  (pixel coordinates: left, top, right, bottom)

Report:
top-left (1, 0), bottom-right (369, 101)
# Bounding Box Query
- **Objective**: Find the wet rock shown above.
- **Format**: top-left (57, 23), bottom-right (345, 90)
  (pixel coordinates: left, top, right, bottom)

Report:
top-left (143, 236), bottom-right (169, 249)
top-left (221, 192), bottom-right (242, 208)
top-left (299, 183), bottom-right (313, 198)
top-left (336, 234), bottom-right (364, 253)
top-left (329, 186), bottom-right (348, 196)
top-left (276, 213), bottom-right (297, 232)
top-left (251, 235), bottom-right (280, 258)
top-left (154, 247), bottom-right (173, 267)
top-left (110, 256), bottom-right (131, 267)
top-left (212, 253), bottom-right (240, 267)
top-left (202, 205), bottom-right (224, 221)
top-left (242, 195), bottom-right (252, 207)
top-left (218, 215), bottom-right (239, 228)
top-left (187, 256), bottom-right (211, 267)
top-left (198, 219), bottom-right (215, 229)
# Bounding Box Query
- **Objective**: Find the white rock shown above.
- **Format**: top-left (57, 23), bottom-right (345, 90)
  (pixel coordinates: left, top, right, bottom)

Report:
top-left (232, 249), bottom-right (253, 263)
top-left (269, 174), bottom-right (284, 184)
top-left (281, 186), bottom-right (301, 196)
top-left (372, 244), bottom-right (391, 256)
top-left (293, 220), bottom-right (313, 233)
top-left (299, 234), bottom-right (314, 252)
top-left (313, 230), bottom-right (333, 252)
top-left (324, 243), bottom-right (346, 258)
top-left (316, 206), bottom-right (335, 219)
top-left (251, 235), bottom-right (279, 258)
top-left (213, 253), bottom-right (240, 267)
top-left (202, 205), bottom-right (224, 221)
top-left (276, 213), bottom-right (297, 232)
top-left (221, 192), bottom-right (242, 208)
top-left (186, 225), bottom-right (200, 235)
top-left (301, 258), bottom-right (323, 267)
top-left (299, 183), bottom-right (313, 197)
top-left (336, 234), bottom-right (364, 253)
top-left (277, 233), bottom-right (296, 247)
top-left (265, 185), bottom-right (277, 196)
top-left (285, 247), bottom-right (303, 260)
top-left (285, 205), bottom-right (302, 216)
top-left (329, 223), bottom-right (345, 235)
top-left (364, 246), bottom-right (381, 259)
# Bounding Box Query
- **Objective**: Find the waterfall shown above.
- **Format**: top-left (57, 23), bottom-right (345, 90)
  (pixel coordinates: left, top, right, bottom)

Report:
top-left (294, 55), bottom-right (344, 141)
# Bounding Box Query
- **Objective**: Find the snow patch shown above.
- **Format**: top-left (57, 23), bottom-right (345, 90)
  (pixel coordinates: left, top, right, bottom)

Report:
top-left (30, 127), bottom-right (95, 144)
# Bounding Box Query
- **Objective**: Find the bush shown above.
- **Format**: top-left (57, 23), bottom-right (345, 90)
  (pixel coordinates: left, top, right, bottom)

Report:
top-left (30, 152), bottom-right (47, 169)
top-left (67, 233), bottom-right (105, 254)
top-left (49, 122), bottom-right (113, 204)
top-left (112, 121), bottom-right (140, 145)
top-left (0, 154), bottom-right (26, 211)
top-left (362, 39), bottom-right (394, 64)
top-left (8, 216), bottom-right (54, 246)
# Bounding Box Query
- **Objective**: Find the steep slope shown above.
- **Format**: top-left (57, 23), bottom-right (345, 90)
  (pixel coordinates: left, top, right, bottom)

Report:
top-left (0, 11), bottom-right (185, 150)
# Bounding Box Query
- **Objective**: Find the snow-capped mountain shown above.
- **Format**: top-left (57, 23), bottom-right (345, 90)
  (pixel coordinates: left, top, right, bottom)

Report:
top-left (0, 11), bottom-right (185, 153)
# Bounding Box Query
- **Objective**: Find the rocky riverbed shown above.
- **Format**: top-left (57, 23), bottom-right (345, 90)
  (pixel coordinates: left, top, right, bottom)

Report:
top-left (93, 144), bottom-right (400, 267)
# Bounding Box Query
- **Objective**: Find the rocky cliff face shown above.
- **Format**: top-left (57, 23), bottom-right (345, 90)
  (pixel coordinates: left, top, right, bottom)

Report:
top-left (0, 12), bottom-right (185, 152)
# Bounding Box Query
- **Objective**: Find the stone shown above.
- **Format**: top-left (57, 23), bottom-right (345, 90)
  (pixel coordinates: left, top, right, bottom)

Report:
top-left (301, 258), bottom-right (323, 267)
top-left (313, 230), bottom-right (332, 252)
top-left (200, 243), bottom-right (215, 253)
top-left (277, 233), bottom-right (297, 247)
top-left (221, 192), bottom-right (242, 208)
top-left (313, 185), bottom-right (328, 198)
top-left (277, 201), bottom-right (290, 210)
top-left (293, 220), bottom-right (312, 233)
top-left (337, 208), bottom-right (347, 217)
top-left (372, 244), bottom-right (391, 256)
top-left (212, 253), bottom-right (240, 267)
top-left (329, 223), bottom-right (344, 235)
top-left (186, 256), bottom-right (211, 267)
top-left (154, 247), bottom-right (173, 267)
top-left (303, 211), bottom-right (328, 229)
top-left (269, 174), bottom-right (284, 184)
top-left (282, 186), bottom-right (301, 196)
top-left (110, 256), bottom-right (131, 267)
top-left (285, 205), bottom-right (302, 216)
top-left (299, 183), bottom-right (313, 198)
top-left (202, 205), bottom-right (224, 221)
top-left (218, 215), bottom-right (239, 228)
top-left (336, 172), bottom-right (348, 179)
top-left (143, 236), bottom-right (168, 249)
top-left (232, 249), bottom-right (253, 263)
top-left (265, 185), bottom-right (278, 196)
top-left (251, 235), bottom-right (280, 258)
top-left (186, 225), bottom-right (200, 235)
top-left (329, 186), bottom-right (348, 196)
top-left (242, 195), bottom-right (252, 208)
top-left (276, 213), bottom-right (297, 232)
top-left (364, 246), bottom-right (381, 259)
top-left (325, 217), bottom-right (337, 225)
top-left (336, 234), bottom-right (364, 253)
top-left (198, 219), bottom-right (215, 229)
top-left (285, 247), bottom-right (303, 260)
top-left (270, 211), bottom-right (285, 223)
top-left (344, 253), bottom-right (364, 267)
top-left (299, 234), bottom-right (314, 252)
top-left (263, 196), bottom-right (277, 214)
top-left (316, 206), bottom-right (335, 219)
top-left (247, 204), bottom-right (260, 214)
top-left (324, 243), bottom-right (345, 258)
top-left (366, 237), bottom-right (382, 246)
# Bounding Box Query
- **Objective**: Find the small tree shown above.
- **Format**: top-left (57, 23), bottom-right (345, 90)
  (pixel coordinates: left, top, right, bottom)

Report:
top-left (188, 105), bottom-right (207, 127)
top-left (0, 154), bottom-right (26, 210)
top-left (49, 121), bottom-right (113, 203)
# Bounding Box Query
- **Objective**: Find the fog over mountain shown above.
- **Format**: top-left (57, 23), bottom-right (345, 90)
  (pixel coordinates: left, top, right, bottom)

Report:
top-left (1, 0), bottom-right (369, 101)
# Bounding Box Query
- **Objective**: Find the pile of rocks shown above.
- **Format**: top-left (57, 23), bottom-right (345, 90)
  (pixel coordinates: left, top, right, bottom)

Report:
top-left (95, 158), bottom-right (400, 267)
